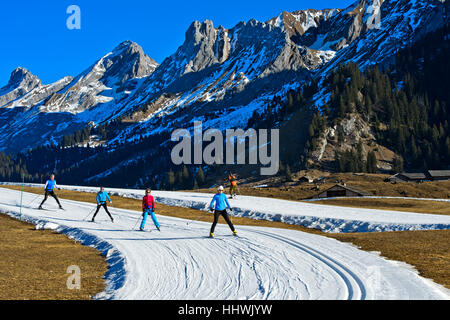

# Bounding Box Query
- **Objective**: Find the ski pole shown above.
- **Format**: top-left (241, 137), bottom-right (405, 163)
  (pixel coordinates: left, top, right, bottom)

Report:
top-left (82, 207), bottom-right (97, 221)
top-left (227, 208), bottom-right (234, 223)
top-left (26, 193), bottom-right (42, 207)
top-left (110, 202), bottom-right (119, 220)
top-left (19, 174), bottom-right (24, 217)
top-left (186, 210), bottom-right (210, 226)
top-left (132, 216), bottom-right (141, 230)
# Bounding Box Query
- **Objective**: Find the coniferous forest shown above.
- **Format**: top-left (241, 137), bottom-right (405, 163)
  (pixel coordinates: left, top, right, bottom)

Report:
top-left (319, 24), bottom-right (449, 172)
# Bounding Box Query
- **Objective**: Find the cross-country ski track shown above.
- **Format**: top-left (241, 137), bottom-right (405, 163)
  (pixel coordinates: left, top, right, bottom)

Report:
top-left (0, 187), bottom-right (449, 300)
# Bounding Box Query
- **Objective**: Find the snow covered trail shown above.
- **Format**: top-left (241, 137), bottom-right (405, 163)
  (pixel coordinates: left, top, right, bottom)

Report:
top-left (0, 187), bottom-right (449, 300)
top-left (4, 183), bottom-right (450, 233)
top-left (39, 184), bottom-right (450, 233)
top-left (151, 191), bottom-right (450, 233)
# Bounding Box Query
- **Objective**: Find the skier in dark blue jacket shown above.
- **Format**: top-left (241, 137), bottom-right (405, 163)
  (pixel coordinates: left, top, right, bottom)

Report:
top-left (209, 185), bottom-right (237, 238)
top-left (39, 174), bottom-right (63, 210)
top-left (91, 187), bottom-right (114, 222)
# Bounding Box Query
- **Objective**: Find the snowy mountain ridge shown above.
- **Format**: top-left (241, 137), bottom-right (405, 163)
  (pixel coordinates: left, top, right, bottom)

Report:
top-left (0, 0), bottom-right (447, 154)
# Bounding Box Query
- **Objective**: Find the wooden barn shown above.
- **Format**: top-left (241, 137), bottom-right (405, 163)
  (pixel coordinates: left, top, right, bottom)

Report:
top-left (388, 173), bottom-right (427, 183)
top-left (388, 171), bottom-right (450, 183)
top-left (427, 170), bottom-right (450, 181)
top-left (308, 184), bottom-right (371, 199)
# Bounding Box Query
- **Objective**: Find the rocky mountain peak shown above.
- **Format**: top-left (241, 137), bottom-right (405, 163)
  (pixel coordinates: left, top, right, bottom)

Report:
top-left (267, 8), bottom-right (339, 41)
top-left (185, 20), bottom-right (217, 45)
top-left (6, 67), bottom-right (41, 90)
top-left (153, 19), bottom-right (229, 80)
top-left (114, 40), bottom-right (141, 51)
top-left (0, 67), bottom-right (42, 107)
top-left (103, 40), bottom-right (158, 83)
top-left (35, 41), bottom-right (159, 116)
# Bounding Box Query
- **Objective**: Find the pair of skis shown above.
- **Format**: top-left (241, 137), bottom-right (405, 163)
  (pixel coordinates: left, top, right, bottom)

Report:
top-left (38, 206), bottom-right (65, 212)
top-left (138, 227), bottom-right (161, 233)
top-left (81, 204), bottom-right (118, 223)
top-left (208, 233), bottom-right (244, 240)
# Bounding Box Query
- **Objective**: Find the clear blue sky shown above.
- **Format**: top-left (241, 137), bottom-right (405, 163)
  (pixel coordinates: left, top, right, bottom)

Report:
top-left (0, 0), bottom-right (353, 86)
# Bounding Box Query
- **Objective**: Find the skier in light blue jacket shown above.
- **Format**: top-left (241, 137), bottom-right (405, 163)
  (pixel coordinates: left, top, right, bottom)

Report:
top-left (39, 174), bottom-right (63, 210)
top-left (91, 187), bottom-right (114, 222)
top-left (209, 185), bottom-right (237, 238)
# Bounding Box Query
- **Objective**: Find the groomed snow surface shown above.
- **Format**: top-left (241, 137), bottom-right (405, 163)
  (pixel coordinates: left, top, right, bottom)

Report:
top-left (38, 184), bottom-right (450, 233)
top-left (0, 186), bottom-right (449, 300)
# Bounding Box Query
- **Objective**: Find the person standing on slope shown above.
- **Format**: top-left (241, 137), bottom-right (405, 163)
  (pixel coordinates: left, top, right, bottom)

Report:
top-left (39, 174), bottom-right (63, 210)
top-left (209, 185), bottom-right (237, 238)
top-left (140, 188), bottom-right (160, 231)
top-left (227, 173), bottom-right (238, 199)
top-left (91, 187), bottom-right (114, 223)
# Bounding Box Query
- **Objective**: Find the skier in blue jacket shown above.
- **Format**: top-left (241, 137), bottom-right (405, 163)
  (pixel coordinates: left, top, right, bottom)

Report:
top-left (39, 174), bottom-right (63, 210)
top-left (92, 187), bottom-right (114, 222)
top-left (209, 185), bottom-right (237, 238)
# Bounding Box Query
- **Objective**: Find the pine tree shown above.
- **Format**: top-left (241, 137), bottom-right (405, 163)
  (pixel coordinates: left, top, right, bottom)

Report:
top-left (196, 167), bottom-right (205, 187)
top-left (182, 165), bottom-right (190, 187)
top-left (366, 151), bottom-right (377, 173)
top-left (392, 155), bottom-right (404, 173)
top-left (176, 170), bottom-right (183, 189)
top-left (286, 92), bottom-right (294, 112)
top-left (446, 137), bottom-right (450, 159)
top-left (278, 161), bottom-right (285, 175)
top-left (356, 141), bottom-right (365, 172)
top-left (285, 164), bottom-right (293, 182)
top-left (167, 170), bottom-right (175, 190)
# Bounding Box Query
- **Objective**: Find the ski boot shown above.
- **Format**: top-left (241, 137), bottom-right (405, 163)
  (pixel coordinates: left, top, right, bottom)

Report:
top-left (209, 232), bottom-right (214, 238)
top-left (233, 230), bottom-right (238, 236)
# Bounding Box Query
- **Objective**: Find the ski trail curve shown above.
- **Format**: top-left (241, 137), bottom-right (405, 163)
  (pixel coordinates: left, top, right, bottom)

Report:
top-left (248, 229), bottom-right (366, 300)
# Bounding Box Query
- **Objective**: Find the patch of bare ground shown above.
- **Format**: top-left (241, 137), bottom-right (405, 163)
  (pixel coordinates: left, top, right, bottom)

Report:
top-left (0, 213), bottom-right (107, 300)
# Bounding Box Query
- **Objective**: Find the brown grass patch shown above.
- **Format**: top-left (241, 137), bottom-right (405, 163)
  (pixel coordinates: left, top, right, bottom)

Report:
top-left (329, 230), bottom-right (450, 289)
top-left (2, 185), bottom-right (449, 291)
top-left (0, 213), bottom-right (107, 300)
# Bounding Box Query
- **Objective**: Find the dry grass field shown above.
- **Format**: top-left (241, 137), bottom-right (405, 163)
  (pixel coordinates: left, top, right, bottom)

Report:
top-left (329, 230), bottom-right (450, 290)
top-left (0, 213), bottom-right (107, 300)
top-left (1, 184), bottom-right (449, 299)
